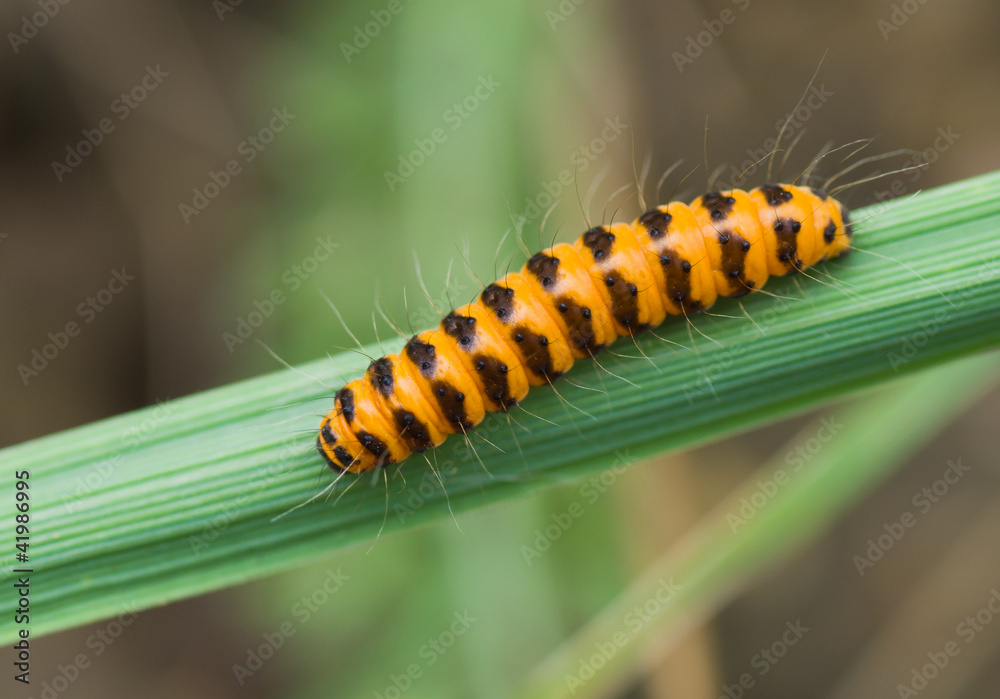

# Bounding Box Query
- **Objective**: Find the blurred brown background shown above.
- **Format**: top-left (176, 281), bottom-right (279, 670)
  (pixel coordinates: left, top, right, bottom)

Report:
top-left (3, 0), bottom-right (999, 697)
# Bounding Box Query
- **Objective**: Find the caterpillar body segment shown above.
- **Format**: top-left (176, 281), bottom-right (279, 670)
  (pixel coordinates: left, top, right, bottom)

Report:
top-left (524, 243), bottom-right (617, 358)
top-left (691, 189), bottom-right (769, 297)
top-left (317, 183), bottom-right (853, 474)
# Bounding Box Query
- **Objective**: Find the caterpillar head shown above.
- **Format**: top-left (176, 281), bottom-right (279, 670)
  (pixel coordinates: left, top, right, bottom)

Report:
top-left (315, 384), bottom-right (376, 474)
top-left (316, 414), bottom-right (362, 474)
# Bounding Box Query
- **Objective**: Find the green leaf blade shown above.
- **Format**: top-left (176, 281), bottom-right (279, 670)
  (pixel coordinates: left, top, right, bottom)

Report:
top-left (4, 169), bottom-right (1000, 642)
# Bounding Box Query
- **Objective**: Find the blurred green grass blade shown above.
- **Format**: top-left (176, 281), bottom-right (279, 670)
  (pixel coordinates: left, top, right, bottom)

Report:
top-left (2, 170), bottom-right (1000, 643)
top-left (517, 351), bottom-right (1000, 699)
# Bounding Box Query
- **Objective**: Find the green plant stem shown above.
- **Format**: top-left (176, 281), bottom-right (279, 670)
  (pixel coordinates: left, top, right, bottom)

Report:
top-left (3, 169), bottom-right (1000, 642)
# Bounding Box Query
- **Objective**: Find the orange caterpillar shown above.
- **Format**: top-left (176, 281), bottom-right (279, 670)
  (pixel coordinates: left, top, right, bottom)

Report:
top-left (317, 183), bottom-right (852, 473)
